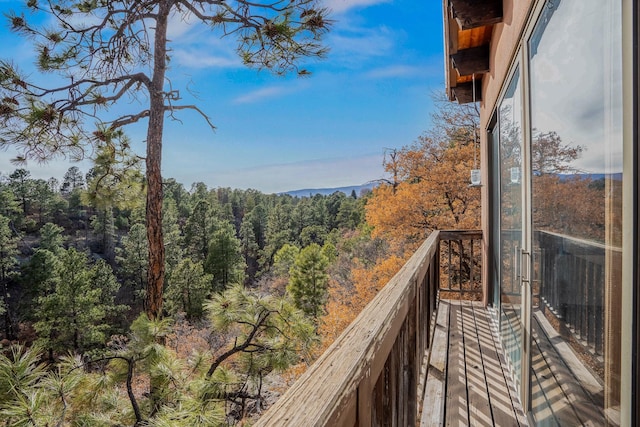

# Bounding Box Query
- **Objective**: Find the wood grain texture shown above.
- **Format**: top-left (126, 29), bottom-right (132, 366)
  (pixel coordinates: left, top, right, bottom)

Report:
top-left (255, 232), bottom-right (442, 426)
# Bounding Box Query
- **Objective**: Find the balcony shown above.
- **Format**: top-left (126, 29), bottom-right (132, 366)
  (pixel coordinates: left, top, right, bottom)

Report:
top-left (254, 230), bottom-right (523, 426)
top-left (255, 229), bottom-right (613, 426)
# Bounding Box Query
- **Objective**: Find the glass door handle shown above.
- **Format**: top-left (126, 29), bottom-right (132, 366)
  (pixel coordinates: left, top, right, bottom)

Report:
top-left (520, 249), bottom-right (530, 286)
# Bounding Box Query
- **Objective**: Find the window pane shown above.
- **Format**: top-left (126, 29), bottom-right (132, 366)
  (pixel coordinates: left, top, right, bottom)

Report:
top-left (528, 0), bottom-right (622, 425)
top-left (498, 69), bottom-right (523, 389)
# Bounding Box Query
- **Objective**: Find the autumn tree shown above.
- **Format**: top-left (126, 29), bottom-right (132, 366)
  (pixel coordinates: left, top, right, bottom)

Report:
top-left (529, 129), bottom-right (606, 240)
top-left (366, 96), bottom-right (481, 251)
top-left (321, 254), bottom-right (404, 349)
top-left (531, 130), bottom-right (583, 174)
top-left (0, 0), bottom-right (330, 319)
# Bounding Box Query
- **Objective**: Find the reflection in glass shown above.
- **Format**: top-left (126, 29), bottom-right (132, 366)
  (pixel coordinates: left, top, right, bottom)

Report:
top-left (528, 0), bottom-right (622, 425)
top-left (498, 68), bottom-right (523, 390)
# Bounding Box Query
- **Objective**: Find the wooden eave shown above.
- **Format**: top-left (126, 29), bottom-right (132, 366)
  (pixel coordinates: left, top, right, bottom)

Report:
top-left (443, 0), bottom-right (502, 104)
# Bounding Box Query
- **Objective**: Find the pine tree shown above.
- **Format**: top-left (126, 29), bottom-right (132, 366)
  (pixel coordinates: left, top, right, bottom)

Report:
top-left (165, 258), bottom-right (212, 319)
top-left (205, 220), bottom-right (245, 291)
top-left (8, 168), bottom-right (32, 216)
top-left (31, 179), bottom-right (56, 225)
top-left (34, 248), bottom-right (122, 353)
top-left (38, 222), bottom-right (65, 253)
top-left (162, 197), bottom-right (184, 280)
top-left (61, 166), bottom-right (85, 195)
top-left (90, 206), bottom-right (117, 262)
top-left (240, 215), bottom-right (260, 285)
top-left (264, 201), bottom-right (295, 263)
top-left (117, 223), bottom-right (149, 305)
top-left (184, 199), bottom-right (214, 263)
top-left (287, 243), bottom-right (329, 321)
top-left (0, 186), bottom-right (20, 227)
top-left (273, 244), bottom-right (300, 277)
top-left (0, 0), bottom-right (329, 320)
top-left (0, 215), bottom-right (19, 339)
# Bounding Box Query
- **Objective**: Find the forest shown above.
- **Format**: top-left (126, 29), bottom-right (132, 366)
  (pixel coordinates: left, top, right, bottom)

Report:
top-left (0, 93), bottom-right (493, 425)
top-left (0, 0), bottom-right (607, 425)
top-left (0, 0), bottom-right (469, 423)
top-left (0, 163), bottom-right (372, 423)
top-left (0, 99), bottom-right (605, 427)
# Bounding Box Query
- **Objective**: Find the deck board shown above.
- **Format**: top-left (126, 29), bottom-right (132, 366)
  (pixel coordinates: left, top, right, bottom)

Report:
top-left (529, 311), bottom-right (606, 426)
top-left (421, 300), bottom-right (526, 427)
top-left (461, 301), bottom-right (493, 426)
top-left (444, 301), bottom-right (470, 427)
top-left (472, 303), bottom-right (527, 426)
top-left (421, 300), bottom-right (450, 426)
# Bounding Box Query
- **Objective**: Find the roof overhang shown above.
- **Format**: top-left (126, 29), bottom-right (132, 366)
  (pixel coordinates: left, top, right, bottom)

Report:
top-left (443, 0), bottom-right (502, 103)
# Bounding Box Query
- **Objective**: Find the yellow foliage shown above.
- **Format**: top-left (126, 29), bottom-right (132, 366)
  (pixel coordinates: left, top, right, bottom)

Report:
top-left (318, 254), bottom-right (406, 351)
top-left (366, 139), bottom-right (480, 250)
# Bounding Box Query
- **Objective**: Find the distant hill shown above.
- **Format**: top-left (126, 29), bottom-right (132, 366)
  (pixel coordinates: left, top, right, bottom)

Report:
top-left (283, 182), bottom-right (378, 198)
top-left (556, 172), bottom-right (623, 181)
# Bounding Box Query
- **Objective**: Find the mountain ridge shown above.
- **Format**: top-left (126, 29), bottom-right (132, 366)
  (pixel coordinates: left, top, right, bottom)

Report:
top-left (282, 182), bottom-right (378, 198)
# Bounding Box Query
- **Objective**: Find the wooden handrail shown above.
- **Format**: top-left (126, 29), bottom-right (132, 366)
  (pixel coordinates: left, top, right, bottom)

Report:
top-left (255, 230), bottom-right (482, 426)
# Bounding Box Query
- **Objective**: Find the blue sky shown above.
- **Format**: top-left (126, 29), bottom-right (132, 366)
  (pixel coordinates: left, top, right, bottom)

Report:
top-left (0, 0), bottom-right (445, 194)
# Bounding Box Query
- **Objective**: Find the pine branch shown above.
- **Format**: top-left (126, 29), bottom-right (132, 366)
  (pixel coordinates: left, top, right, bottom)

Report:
top-left (206, 309), bottom-right (272, 378)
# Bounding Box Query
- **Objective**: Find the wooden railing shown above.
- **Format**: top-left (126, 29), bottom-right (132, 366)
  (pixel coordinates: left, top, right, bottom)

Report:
top-left (255, 230), bottom-right (482, 427)
top-left (439, 230), bottom-right (483, 299)
top-left (535, 230), bottom-right (621, 360)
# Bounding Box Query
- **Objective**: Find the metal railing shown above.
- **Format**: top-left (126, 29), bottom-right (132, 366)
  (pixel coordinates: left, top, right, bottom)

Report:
top-left (255, 230), bottom-right (482, 427)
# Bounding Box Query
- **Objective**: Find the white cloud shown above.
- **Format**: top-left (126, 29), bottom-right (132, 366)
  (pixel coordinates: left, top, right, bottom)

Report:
top-left (233, 86), bottom-right (297, 104)
top-left (167, 10), bottom-right (200, 39)
top-left (365, 65), bottom-right (423, 79)
top-left (323, 0), bottom-right (391, 14)
top-left (171, 48), bottom-right (240, 69)
top-left (327, 26), bottom-right (395, 66)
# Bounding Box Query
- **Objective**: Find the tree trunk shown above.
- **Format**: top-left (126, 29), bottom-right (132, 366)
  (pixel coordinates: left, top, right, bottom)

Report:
top-left (145, 1), bottom-right (170, 321)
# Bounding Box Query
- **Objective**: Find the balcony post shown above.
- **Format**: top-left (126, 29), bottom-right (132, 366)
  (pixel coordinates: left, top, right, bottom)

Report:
top-left (357, 368), bottom-right (372, 425)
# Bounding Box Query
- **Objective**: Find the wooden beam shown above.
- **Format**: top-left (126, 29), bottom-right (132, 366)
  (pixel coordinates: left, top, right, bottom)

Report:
top-left (450, 0), bottom-right (502, 30)
top-left (452, 79), bottom-right (482, 104)
top-left (451, 44), bottom-right (490, 77)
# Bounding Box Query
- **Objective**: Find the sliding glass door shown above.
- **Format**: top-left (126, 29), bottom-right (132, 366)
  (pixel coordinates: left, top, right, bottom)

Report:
top-left (527, 0), bottom-right (623, 424)
top-left (496, 69), bottom-right (525, 391)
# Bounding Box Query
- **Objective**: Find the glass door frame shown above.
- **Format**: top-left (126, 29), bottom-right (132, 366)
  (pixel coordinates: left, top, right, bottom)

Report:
top-left (521, 0), bottom-right (631, 422)
top-left (488, 57), bottom-right (532, 408)
top-left (489, 0), bottom-right (636, 421)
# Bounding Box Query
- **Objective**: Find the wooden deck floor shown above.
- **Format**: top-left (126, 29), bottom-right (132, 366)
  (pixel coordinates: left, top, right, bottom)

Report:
top-left (420, 300), bottom-right (527, 427)
top-left (529, 309), bottom-right (611, 426)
